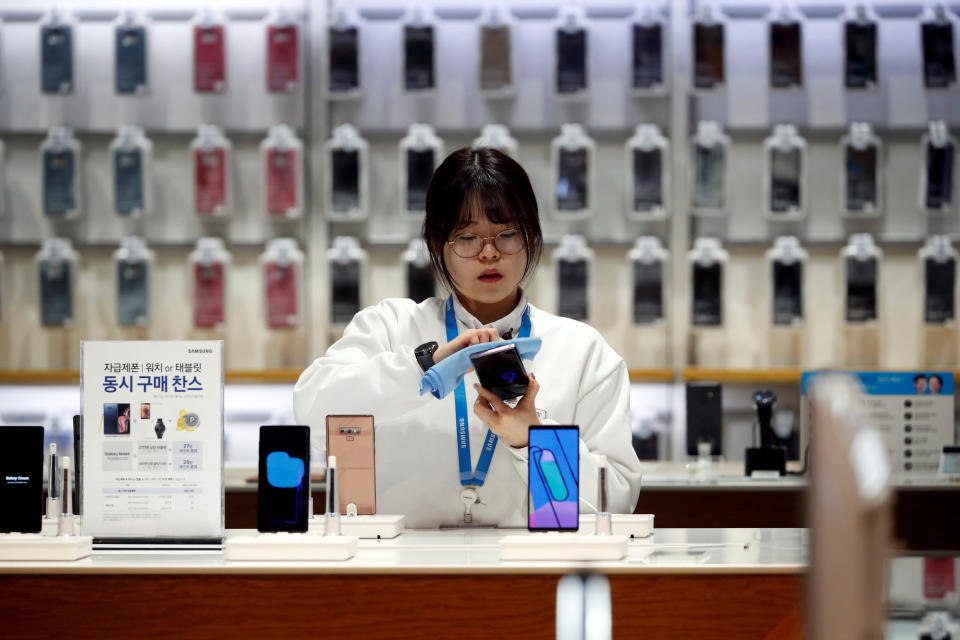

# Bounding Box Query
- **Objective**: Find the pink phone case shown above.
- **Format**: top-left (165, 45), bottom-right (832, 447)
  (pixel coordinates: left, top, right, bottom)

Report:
top-left (194, 25), bottom-right (225, 92)
top-left (194, 148), bottom-right (226, 216)
top-left (265, 148), bottom-right (297, 217)
top-left (193, 263), bottom-right (225, 328)
top-left (266, 24), bottom-right (299, 92)
top-left (264, 262), bottom-right (299, 329)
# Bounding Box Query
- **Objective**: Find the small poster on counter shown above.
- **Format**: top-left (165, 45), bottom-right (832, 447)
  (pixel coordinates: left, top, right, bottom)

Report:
top-left (81, 341), bottom-right (223, 541)
top-left (801, 371), bottom-right (954, 476)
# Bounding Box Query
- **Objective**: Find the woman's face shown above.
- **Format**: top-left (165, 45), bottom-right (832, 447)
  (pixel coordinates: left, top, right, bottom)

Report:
top-left (443, 213), bottom-right (527, 307)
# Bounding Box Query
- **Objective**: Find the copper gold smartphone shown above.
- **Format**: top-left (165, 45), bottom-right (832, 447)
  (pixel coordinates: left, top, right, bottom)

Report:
top-left (325, 415), bottom-right (376, 515)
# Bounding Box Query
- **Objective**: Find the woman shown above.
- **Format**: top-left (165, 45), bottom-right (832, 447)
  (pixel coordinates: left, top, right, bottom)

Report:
top-left (294, 148), bottom-right (642, 528)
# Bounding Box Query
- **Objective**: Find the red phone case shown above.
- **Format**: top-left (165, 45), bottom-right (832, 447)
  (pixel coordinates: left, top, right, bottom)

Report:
top-left (265, 148), bottom-right (297, 217)
top-left (194, 148), bottom-right (227, 216)
top-left (266, 24), bottom-right (299, 92)
top-left (194, 25), bottom-right (225, 92)
top-left (193, 263), bottom-right (225, 328)
top-left (265, 262), bottom-right (299, 329)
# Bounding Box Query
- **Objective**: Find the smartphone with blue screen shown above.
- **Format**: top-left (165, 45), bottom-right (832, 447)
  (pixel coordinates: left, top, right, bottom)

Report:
top-left (529, 426), bottom-right (579, 531)
top-left (257, 425), bottom-right (310, 533)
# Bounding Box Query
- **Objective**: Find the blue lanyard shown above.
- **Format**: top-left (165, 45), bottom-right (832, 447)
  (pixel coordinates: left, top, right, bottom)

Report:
top-left (446, 296), bottom-right (531, 486)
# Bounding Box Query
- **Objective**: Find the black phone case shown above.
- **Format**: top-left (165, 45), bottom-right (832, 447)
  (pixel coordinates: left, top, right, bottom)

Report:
top-left (471, 344), bottom-right (530, 400)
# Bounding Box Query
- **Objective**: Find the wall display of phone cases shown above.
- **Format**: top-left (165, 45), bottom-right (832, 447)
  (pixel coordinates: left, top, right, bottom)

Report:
top-left (35, 239), bottom-right (78, 328)
top-left (553, 235), bottom-right (593, 322)
top-left (628, 237), bottom-right (668, 325)
top-left (769, 14), bottom-right (802, 90)
top-left (691, 122), bottom-right (729, 216)
top-left (556, 13), bottom-right (587, 96)
top-left (40, 127), bottom-right (82, 219)
top-left (551, 124), bottom-right (595, 220)
top-left (400, 124), bottom-right (443, 217)
top-left (114, 13), bottom-right (147, 95)
top-left (764, 125), bottom-right (806, 220)
top-left (626, 124), bottom-right (669, 220)
top-left (194, 14), bottom-right (226, 94)
top-left (921, 122), bottom-right (956, 214)
top-left (189, 238), bottom-right (230, 329)
top-left (692, 10), bottom-right (724, 91)
top-left (472, 124), bottom-right (518, 158)
top-left (191, 126), bottom-right (232, 218)
top-left (324, 124), bottom-right (369, 221)
top-left (404, 16), bottom-right (435, 92)
top-left (479, 12), bottom-right (513, 96)
top-left (842, 234), bottom-right (882, 324)
top-left (919, 236), bottom-right (957, 325)
top-left (921, 9), bottom-right (956, 90)
top-left (632, 16), bottom-right (665, 94)
top-left (261, 238), bottom-right (304, 330)
top-left (109, 125), bottom-right (152, 218)
top-left (766, 237), bottom-right (807, 327)
top-left (327, 237), bottom-right (367, 324)
top-left (403, 238), bottom-right (435, 303)
top-left (841, 123), bottom-right (883, 218)
top-left (844, 8), bottom-right (878, 90)
top-left (266, 13), bottom-right (299, 93)
top-left (328, 14), bottom-right (360, 97)
top-left (114, 237), bottom-right (153, 327)
top-left (41, 11), bottom-right (74, 94)
top-left (261, 125), bottom-right (303, 220)
top-left (689, 238), bottom-right (728, 328)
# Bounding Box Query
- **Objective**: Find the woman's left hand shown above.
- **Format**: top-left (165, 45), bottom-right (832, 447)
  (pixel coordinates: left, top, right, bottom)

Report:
top-left (472, 374), bottom-right (541, 448)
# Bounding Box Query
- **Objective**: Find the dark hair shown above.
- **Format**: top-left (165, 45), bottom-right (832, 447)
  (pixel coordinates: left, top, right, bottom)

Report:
top-left (914, 375), bottom-right (927, 383)
top-left (422, 147), bottom-right (543, 293)
top-left (930, 374), bottom-right (943, 385)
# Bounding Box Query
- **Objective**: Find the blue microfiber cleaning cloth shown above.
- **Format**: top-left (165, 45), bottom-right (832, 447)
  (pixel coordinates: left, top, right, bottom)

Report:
top-left (418, 337), bottom-right (542, 399)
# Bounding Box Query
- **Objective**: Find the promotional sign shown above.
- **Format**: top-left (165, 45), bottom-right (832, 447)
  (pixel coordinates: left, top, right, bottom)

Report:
top-left (81, 341), bottom-right (224, 541)
top-left (801, 371), bottom-right (954, 475)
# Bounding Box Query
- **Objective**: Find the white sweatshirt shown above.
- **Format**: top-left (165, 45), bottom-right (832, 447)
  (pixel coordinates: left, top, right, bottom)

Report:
top-left (293, 293), bottom-right (643, 529)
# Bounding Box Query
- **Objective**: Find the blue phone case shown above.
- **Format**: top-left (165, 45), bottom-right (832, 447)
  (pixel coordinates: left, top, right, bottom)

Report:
top-left (41, 25), bottom-right (73, 93)
top-left (39, 261), bottom-right (73, 327)
top-left (115, 26), bottom-right (147, 94)
top-left (114, 148), bottom-right (144, 215)
top-left (43, 150), bottom-right (76, 217)
top-left (117, 260), bottom-right (149, 326)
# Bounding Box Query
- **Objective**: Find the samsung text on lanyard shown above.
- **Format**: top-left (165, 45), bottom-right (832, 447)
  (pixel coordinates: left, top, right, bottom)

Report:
top-left (446, 296), bottom-right (531, 523)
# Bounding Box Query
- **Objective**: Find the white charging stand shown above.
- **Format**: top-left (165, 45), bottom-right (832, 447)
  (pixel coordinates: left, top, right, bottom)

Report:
top-left (224, 532), bottom-right (358, 561)
top-left (499, 532), bottom-right (628, 561)
top-left (577, 514), bottom-right (654, 538)
top-left (309, 513), bottom-right (404, 539)
top-left (0, 533), bottom-right (93, 561)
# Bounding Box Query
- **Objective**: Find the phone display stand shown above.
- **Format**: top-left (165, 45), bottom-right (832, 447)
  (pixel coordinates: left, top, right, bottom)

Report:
top-left (0, 534), bottom-right (92, 561)
top-left (224, 533), bottom-right (358, 561)
top-left (499, 532), bottom-right (628, 561)
top-left (766, 237), bottom-right (808, 367)
top-left (309, 514), bottom-right (404, 539)
top-left (919, 236), bottom-right (958, 367)
top-left (841, 234), bottom-right (883, 367)
top-left (576, 514), bottom-right (654, 539)
top-left (688, 238), bottom-right (729, 367)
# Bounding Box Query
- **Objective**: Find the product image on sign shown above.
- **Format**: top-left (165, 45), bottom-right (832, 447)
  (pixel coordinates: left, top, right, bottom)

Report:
top-left (103, 403), bottom-right (131, 435)
top-left (529, 426), bottom-right (579, 530)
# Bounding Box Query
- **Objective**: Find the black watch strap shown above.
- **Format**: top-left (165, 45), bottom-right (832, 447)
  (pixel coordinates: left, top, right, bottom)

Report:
top-left (415, 341), bottom-right (439, 373)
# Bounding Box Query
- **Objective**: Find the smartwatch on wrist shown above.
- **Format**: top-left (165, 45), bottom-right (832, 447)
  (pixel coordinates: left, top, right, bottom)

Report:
top-left (415, 341), bottom-right (439, 373)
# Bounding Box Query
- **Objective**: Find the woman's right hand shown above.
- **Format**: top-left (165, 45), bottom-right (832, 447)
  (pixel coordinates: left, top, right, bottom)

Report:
top-left (433, 328), bottom-right (501, 365)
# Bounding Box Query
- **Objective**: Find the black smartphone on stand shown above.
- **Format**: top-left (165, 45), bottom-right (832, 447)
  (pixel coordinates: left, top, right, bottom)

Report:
top-left (0, 426), bottom-right (45, 533)
top-left (470, 343), bottom-right (530, 401)
top-left (258, 425), bottom-right (311, 533)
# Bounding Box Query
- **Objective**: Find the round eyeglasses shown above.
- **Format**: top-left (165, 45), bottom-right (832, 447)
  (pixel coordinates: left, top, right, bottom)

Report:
top-left (447, 229), bottom-right (523, 258)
